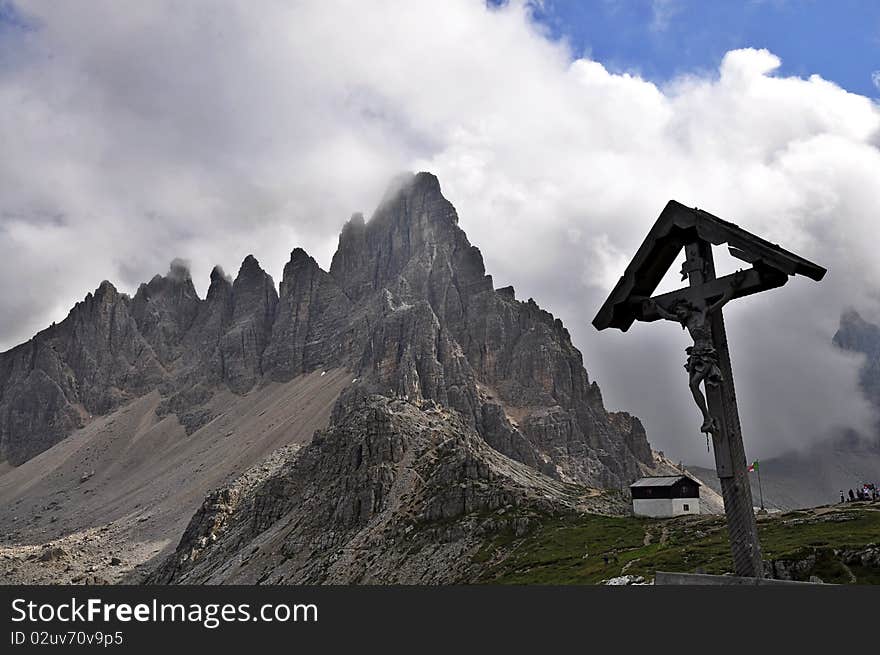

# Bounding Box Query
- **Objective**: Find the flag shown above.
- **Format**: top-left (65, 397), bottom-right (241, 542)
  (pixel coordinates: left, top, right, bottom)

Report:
top-left (747, 460), bottom-right (759, 473)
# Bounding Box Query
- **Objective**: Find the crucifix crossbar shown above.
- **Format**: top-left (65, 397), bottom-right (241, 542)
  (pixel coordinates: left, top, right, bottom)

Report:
top-left (633, 267), bottom-right (788, 323)
top-left (593, 201), bottom-right (826, 579)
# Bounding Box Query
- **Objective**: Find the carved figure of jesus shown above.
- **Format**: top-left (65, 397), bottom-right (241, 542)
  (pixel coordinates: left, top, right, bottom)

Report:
top-left (651, 270), bottom-right (746, 434)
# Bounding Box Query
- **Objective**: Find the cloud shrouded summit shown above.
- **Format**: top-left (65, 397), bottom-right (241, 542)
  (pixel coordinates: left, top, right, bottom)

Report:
top-left (1, 0), bottom-right (879, 463)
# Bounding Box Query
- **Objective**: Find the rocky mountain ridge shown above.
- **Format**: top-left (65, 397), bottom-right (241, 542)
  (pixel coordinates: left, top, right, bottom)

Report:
top-left (0, 172), bottom-right (652, 490)
top-left (149, 395), bottom-right (630, 584)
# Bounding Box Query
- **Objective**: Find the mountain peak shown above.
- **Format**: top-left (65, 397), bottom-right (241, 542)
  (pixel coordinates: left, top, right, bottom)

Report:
top-left (137, 260), bottom-right (197, 299)
top-left (841, 308), bottom-right (867, 326)
top-left (0, 171), bottom-right (652, 492)
top-left (233, 255), bottom-right (276, 302)
top-left (206, 266), bottom-right (233, 306)
top-left (344, 212), bottom-right (365, 230)
top-left (237, 254), bottom-right (264, 276)
top-left (232, 255), bottom-right (275, 299)
top-left (835, 308), bottom-right (880, 358)
top-left (413, 170), bottom-right (441, 191)
top-left (289, 247), bottom-right (314, 264)
top-left (94, 280), bottom-right (119, 301)
top-left (377, 171), bottom-right (452, 220)
top-left (168, 258), bottom-right (192, 282)
top-left (281, 248), bottom-right (320, 284)
top-left (209, 265), bottom-right (231, 284)
top-left (370, 172), bottom-right (451, 226)
top-left (329, 170), bottom-right (470, 300)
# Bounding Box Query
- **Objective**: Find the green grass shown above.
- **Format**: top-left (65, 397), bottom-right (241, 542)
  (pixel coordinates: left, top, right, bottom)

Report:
top-left (472, 504), bottom-right (880, 584)
top-left (472, 514), bottom-right (651, 584)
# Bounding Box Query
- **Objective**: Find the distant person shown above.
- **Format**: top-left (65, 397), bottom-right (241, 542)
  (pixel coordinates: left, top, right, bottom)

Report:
top-left (849, 489), bottom-right (855, 502)
top-left (840, 490), bottom-right (845, 503)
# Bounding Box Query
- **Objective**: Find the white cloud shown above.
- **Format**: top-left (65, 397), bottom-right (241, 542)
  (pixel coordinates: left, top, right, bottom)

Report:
top-left (1, 0), bottom-right (879, 463)
top-left (872, 70), bottom-right (880, 92)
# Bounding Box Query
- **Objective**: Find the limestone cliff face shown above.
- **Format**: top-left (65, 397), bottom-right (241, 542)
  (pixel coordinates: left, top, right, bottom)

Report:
top-left (262, 248), bottom-right (352, 381)
top-left (0, 172), bottom-right (652, 487)
top-left (130, 260), bottom-right (201, 365)
top-left (221, 256), bottom-right (278, 394)
top-left (0, 281), bottom-right (165, 464)
top-left (179, 266), bottom-right (234, 385)
top-left (320, 173), bottom-right (653, 486)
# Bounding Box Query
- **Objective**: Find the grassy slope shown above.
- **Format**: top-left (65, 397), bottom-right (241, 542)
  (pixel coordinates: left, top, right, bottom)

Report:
top-left (473, 501), bottom-right (880, 584)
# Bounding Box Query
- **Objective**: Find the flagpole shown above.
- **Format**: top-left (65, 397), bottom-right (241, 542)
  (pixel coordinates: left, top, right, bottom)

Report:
top-left (757, 461), bottom-right (764, 511)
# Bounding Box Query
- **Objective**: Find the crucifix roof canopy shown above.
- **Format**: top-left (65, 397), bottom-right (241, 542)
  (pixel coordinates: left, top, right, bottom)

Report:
top-left (592, 200), bottom-right (826, 332)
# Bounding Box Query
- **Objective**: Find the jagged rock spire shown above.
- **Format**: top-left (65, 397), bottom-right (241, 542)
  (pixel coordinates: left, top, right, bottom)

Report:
top-left (262, 248), bottom-right (350, 381)
top-left (130, 260), bottom-right (201, 363)
top-left (219, 255), bottom-right (278, 394)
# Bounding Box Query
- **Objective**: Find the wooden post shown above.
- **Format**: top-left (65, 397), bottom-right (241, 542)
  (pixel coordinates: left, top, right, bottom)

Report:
top-left (684, 241), bottom-right (763, 578)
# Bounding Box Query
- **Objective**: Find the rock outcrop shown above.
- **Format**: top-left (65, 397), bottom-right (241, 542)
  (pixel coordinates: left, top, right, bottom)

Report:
top-left (130, 259), bottom-right (201, 365)
top-left (261, 248), bottom-right (351, 381)
top-left (0, 281), bottom-right (165, 464)
top-left (149, 395), bottom-right (627, 584)
top-left (220, 256), bottom-right (278, 394)
top-left (0, 172), bottom-right (653, 489)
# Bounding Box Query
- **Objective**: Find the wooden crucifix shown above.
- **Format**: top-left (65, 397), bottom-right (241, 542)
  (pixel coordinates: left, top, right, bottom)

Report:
top-left (593, 201), bottom-right (825, 579)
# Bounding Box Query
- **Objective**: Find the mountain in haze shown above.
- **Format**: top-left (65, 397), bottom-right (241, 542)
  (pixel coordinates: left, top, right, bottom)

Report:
top-left (834, 309), bottom-right (880, 421)
top-left (692, 308), bottom-right (880, 510)
top-left (0, 173), bottom-right (671, 585)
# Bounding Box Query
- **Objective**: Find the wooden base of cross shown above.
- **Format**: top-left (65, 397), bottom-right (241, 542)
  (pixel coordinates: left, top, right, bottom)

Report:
top-left (593, 201), bottom-right (826, 579)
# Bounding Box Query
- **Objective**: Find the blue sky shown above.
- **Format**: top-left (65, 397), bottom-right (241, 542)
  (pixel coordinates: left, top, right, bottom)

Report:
top-left (4, 1), bottom-right (879, 96)
top-left (512, 0), bottom-right (880, 98)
